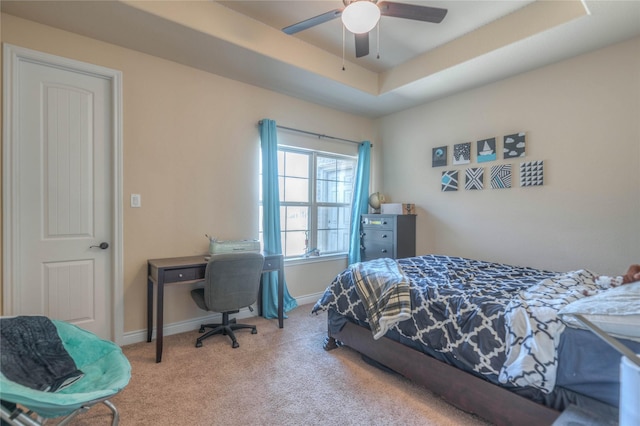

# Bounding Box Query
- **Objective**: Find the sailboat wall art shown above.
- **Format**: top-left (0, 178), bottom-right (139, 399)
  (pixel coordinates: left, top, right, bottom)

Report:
top-left (477, 138), bottom-right (496, 163)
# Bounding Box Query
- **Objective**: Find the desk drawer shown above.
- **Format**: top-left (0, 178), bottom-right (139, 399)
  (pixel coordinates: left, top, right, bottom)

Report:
top-left (164, 268), bottom-right (202, 282)
top-left (263, 256), bottom-right (282, 272)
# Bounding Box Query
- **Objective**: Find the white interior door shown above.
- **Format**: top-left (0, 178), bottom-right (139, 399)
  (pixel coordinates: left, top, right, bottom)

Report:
top-left (3, 45), bottom-right (123, 342)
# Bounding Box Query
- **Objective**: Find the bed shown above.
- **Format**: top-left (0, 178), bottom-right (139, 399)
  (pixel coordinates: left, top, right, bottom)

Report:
top-left (312, 255), bottom-right (640, 425)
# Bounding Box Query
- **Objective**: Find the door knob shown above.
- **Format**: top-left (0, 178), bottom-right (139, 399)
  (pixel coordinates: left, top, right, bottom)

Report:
top-left (90, 242), bottom-right (109, 249)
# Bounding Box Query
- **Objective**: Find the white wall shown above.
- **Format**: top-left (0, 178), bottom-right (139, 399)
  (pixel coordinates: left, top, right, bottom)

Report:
top-left (378, 36), bottom-right (640, 275)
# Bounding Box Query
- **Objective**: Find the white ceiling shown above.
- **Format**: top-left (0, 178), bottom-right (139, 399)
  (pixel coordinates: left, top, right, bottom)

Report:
top-left (2, 1), bottom-right (640, 118)
top-left (218, 0), bottom-right (536, 73)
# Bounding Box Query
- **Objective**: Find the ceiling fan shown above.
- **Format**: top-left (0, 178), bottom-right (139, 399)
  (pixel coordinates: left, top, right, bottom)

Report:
top-left (282, 0), bottom-right (448, 59)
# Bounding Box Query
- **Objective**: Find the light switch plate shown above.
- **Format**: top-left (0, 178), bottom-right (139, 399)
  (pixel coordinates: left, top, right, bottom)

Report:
top-left (131, 194), bottom-right (141, 208)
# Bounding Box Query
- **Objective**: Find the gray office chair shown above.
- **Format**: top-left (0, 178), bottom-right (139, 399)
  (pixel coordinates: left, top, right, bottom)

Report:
top-left (190, 252), bottom-right (265, 349)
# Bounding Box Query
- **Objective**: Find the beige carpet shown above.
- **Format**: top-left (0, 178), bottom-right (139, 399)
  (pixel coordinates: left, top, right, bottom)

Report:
top-left (66, 305), bottom-right (491, 425)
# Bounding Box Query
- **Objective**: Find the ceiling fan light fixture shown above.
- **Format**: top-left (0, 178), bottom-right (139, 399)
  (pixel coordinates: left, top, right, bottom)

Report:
top-left (341, 1), bottom-right (381, 34)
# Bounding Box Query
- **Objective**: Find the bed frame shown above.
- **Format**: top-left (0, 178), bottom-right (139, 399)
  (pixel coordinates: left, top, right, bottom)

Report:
top-left (324, 319), bottom-right (561, 426)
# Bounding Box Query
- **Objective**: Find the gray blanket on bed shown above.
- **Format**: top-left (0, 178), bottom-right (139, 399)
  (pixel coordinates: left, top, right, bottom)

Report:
top-left (351, 258), bottom-right (411, 339)
top-left (0, 316), bottom-right (84, 392)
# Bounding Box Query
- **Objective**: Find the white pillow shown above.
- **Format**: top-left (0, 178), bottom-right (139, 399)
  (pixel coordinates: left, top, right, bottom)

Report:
top-left (559, 281), bottom-right (640, 341)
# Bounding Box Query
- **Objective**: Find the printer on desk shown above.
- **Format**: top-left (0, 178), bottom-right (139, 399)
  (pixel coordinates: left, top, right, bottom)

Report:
top-left (206, 236), bottom-right (261, 256)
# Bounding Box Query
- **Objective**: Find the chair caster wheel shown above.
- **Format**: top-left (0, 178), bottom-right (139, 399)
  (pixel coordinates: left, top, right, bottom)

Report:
top-left (232, 341), bottom-right (239, 348)
top-left (199, 327), bottom-right (205, 333)
top-left (195, 341), bottom-right (203, 348)
top-left (251, 328), bottom-right (257, 334)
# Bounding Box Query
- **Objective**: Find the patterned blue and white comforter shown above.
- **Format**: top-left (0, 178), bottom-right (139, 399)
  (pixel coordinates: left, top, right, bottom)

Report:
top-left (312, 255), bottom-right (617, 393)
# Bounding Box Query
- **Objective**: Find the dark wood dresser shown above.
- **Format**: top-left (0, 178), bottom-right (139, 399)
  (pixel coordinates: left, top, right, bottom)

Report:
top-left (360, 214), bottom-right (416, 261)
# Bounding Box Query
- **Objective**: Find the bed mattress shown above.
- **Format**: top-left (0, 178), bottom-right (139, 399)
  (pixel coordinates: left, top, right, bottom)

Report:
top-left (315, 255), bottom-right (640, 410)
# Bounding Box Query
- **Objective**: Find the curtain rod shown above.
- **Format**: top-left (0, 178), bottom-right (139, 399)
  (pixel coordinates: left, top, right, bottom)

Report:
top-left (258, 121), bottom-right (369, 146)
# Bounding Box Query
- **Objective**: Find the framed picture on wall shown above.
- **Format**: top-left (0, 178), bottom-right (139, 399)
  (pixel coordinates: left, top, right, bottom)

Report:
top-left (477, 138), bottom-right (496, 163)
top-left (432, 146), bottom-right (447, 167)
top-left (503, 132), bottom-right (526, 158)
top-left (490, 164), bottom-right (512, 189)
top-left (453, 142), bottom-right (471, 165)
top-left (520, 161), bottom-right (544, 186)
top-left (441, 170), bottom-right (459, 191)
top-left (465, 167), bottom-right (484, 190)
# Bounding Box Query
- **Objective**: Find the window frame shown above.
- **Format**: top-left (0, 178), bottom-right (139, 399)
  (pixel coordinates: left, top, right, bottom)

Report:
top-left (260, 146), bottom-right (357, 261)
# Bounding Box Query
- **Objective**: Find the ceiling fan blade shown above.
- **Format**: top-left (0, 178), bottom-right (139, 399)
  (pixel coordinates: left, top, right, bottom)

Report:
top-left (378, 1), bottom-right (447, 23)
top-left (282, 9), bottom-right (343, 35)
top-left (354, 32), bottom-right (369, 58)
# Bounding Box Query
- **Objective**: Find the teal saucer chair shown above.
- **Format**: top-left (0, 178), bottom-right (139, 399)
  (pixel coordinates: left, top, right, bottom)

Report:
top-left (0, 319), bottom-right (131, 426)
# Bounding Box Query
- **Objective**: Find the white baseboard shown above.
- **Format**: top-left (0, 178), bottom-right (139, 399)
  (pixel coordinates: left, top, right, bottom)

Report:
top-left (293, 292), bottom-right (324, 307)
top-left (121, 292), bottom-right (324, 346)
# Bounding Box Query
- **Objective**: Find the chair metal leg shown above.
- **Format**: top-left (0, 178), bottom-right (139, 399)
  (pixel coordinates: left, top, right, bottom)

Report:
top-left (103, 399), bottom-right (120, 426)
top-left (58, 397), bottom-right (119, 426)
top-left (57, 408), bottom-right (89, 426)
top-left (1, 403), bottom-right (40, 426)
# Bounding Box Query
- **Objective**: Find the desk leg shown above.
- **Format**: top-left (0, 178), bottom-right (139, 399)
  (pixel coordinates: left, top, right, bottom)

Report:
top-left (258, 276), bottom-right (263, 317)
top-left (156, 272), bottom-right (165, 363)
top-left (278, 267), bottom-right (284, 329)
top-left (147, 277), bottom-right (153, 342)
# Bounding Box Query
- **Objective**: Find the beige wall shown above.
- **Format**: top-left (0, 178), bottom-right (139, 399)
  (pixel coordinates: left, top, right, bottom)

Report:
top-left (0, 13), bottom-right (3, 311)
top-left (3, 12), bottom-right (639, 339)
top-left (0, 14), bottom-right (376, 333)
top-left (378, 36), bottom-right (640, 275)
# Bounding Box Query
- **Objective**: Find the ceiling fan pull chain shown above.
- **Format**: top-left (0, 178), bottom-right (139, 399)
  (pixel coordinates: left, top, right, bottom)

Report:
top-left (342, 25), bottom-right (346, 71)
top-left (376, 21), bottom-right (380, 59)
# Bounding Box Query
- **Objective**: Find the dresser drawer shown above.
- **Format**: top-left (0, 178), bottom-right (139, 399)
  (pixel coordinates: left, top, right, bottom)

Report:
top-left (164, 268), bottom-right (200, 282)
top-left (361, 216), bottom-right (393, 230)
top-left (360, 214), bottom-right (415, 261)
top-left (361, 241), bottom-right (394, 260)
top-left (362, 229), bottom-right (394, 243)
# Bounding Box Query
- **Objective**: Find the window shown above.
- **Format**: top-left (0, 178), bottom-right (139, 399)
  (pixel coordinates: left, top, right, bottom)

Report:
top-left (260, 147), bottom-right (356, 259)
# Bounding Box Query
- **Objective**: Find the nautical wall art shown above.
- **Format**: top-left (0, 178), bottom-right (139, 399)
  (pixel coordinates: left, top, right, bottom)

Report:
top-left (477, 138), bottom-right (496, 163)
top-left (491, 164), bottom-right (512, 189)
top-left (432, 146), bottom-right (447, 167)
top-left (520, 161), bottom-right (544, 186)
top-left (453, 142), bottom-right (471, 165)
top-left (442, 170), bottom-right (459, 192)
top-left (503, 133), bottom-right (526, 159)
top-left (465, 168), bottom-right (484, 190)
